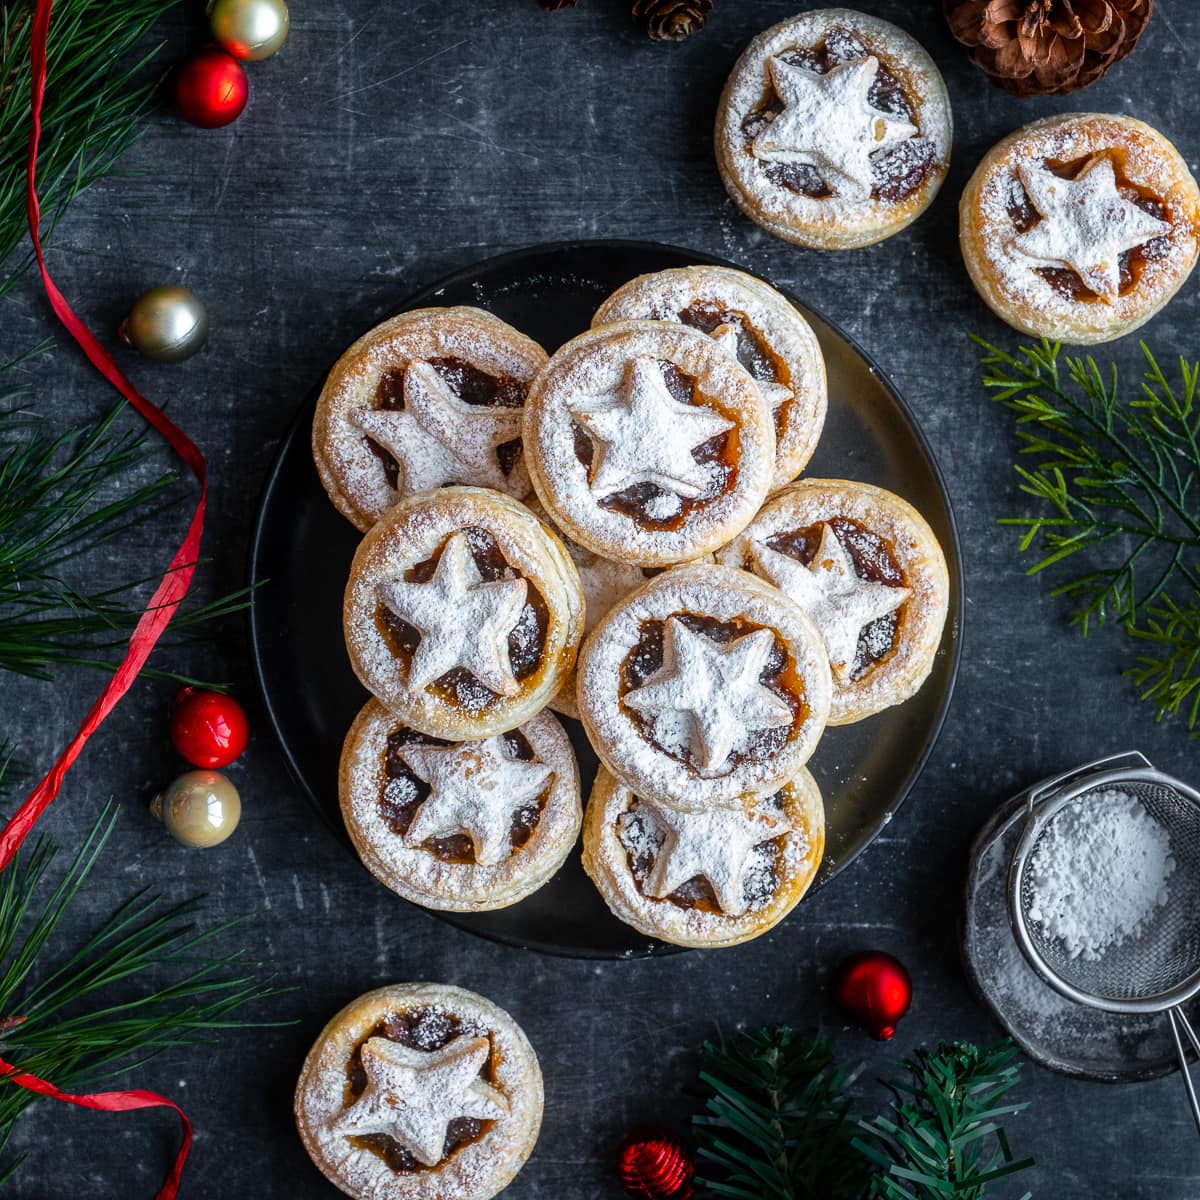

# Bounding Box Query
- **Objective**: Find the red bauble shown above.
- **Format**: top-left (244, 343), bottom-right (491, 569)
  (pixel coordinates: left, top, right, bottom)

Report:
top-left (617, 1127), bottom-right (694, 1200)
top-left (173, 47), bottom-right (249, 128)
top-left (170, 687), bottom-right (250, 768)
top-left (832, 950), bottom-right (912, 1040)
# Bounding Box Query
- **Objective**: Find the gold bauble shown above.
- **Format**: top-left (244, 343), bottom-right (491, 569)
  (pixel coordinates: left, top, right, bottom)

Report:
top-left (151, 770), bottom-right (241, 848)
top-left (118, 285), bottom-right (208, 363)
top-left (208, 0), bottom-right (290, 61)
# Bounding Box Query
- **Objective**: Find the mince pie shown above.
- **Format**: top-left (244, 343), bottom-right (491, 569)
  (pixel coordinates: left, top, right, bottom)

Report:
top-left (295, 982), bottom-right (542, 1200)
top-left (344, 487), bottom-right (584, 739)
top-left (314, 307), bottom-right (547, 530)
top-left (960, 113), bottom-right (1200, 344)
top-left (341, 700), bottom-right (581, 911)
top-left (582, 765), bottom-right (825, 948)
top-left (522, 321), bottom-right (775, 567)
top-left (592, 265), bottom-right (827, 487)
top-left (576, 563), bottom-right (831, 808)
top-left (717, 478), bottom-right (948, 725)
top-left (715, 9), bottom-right (952, 250)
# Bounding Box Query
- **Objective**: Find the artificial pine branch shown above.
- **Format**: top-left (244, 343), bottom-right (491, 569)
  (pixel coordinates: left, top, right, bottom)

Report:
top-left (853, 1042), bottom-right (1033, 1200)
top-left (976, 334), bottom-right (1200, 735)
top-left (0, 0), bottom-right (181, 295)
top-left (693, 1030), bottom-right (1033, 1200)
top-left (0, 355), bottom-right (251, 684)
top-left (693, 1027), bottom-right (870, 1200)
top-left (0, 790), bottom-right (280, 1182)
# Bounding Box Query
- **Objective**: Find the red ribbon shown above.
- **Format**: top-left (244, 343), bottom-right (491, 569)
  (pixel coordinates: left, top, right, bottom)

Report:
top-left (1, 0), bottom-right (209, 1193)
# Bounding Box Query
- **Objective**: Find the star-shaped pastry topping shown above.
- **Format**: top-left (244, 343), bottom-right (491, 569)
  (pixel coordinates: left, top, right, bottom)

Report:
top-left (570, 357), bottom-right (733, 500)
top-left (1008, 157), bottom-right (1171, 302)
top-left (379, 531), bottom-right (528, 696)
top-left (752, 55), bottom-right (917, 202)
top-left (400, 737), bottom-right (553, 865)
top-left (625, 617), bottom-right (793, 776)
top-left (628, 798), bottom-right (792, 917)
top-left (352, 360), bottom-right (525, 494)
top-left (710, 322), bottom-right (794, 414)
top-left (749, 525), bottom-right (909, 681)
top-left (331, 1034), bottom-right (508, 1167)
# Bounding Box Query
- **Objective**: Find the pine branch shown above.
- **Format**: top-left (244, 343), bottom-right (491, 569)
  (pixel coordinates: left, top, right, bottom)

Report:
top-left (974, 335), bottom-right (1200, 634)
top-left (0, 355), bottom-right (252, 684)
top-left (693, 1027), bottom-right (871, 1200)
top-left (1125, 592), bottom-right (1200, 736)
top-left (853, 1042), bottom-right (1033, 1200)
top-left (0, 787), bottom-right (282, 1182)
top-left (0, 0), bottom-right (181, 295)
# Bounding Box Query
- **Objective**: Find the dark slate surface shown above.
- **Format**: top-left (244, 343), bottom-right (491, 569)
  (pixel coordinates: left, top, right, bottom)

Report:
top-left (1, 1), bottom-right (1199, 1195)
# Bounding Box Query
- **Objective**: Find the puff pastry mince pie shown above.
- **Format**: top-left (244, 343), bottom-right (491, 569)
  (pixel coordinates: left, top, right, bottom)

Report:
top-left (340, 700), bottom-right (581, 911)
top-left (582, 766), bottom-right (825, 948)
top-left (592, 266), bottom-right (827, 488)
top-left (577, 563), bottom-right (831, 809)
top-left (523, 321), bottom-right (775, 567)
top-left (314, 307), bottom-right (547, 530)
top-left (295, 982), bottom-right (542, 1200)
top-left (715, 8), bottom-right (951, 250)
top-left (344, 487), bottom-right (584, 739)
top-left (960, 113), bottom-right (1200, 344)
top-left (718, 478), bottom-right (948, 725)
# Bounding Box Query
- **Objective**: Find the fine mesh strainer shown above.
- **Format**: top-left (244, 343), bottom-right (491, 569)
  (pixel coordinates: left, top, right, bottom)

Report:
top-left (1009, 751), bottom-right (1200, 1132)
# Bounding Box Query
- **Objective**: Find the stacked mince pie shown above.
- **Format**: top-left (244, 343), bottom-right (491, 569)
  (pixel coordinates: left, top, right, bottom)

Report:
top-left (312, 262), bottom-right (950, 969)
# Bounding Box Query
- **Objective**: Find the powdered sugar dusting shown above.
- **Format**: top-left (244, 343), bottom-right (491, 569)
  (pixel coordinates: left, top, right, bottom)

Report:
top-left (1027, 788), bottom-right (1176, 962)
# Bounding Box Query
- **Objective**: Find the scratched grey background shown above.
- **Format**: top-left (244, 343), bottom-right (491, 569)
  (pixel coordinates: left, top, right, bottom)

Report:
top-left (1, 0), bottom-right (1199, 1195)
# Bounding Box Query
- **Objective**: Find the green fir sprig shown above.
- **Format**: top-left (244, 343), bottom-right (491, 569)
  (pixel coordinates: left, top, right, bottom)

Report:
top-left (693, 1029), bottom-right (1033, 1200)
top-left (0, 794), bottom-right (279, 1182)
top-left (0, 354), bottom-right (250, 683)
top-left (1, 0), bottom-right (181, 295)
top-left (695, 1027), bottom-right (869, 1200)
top-left (975, 335), bottom-right (1200, 735)
top-left (854, 1042), bottom-right (1033, 1200)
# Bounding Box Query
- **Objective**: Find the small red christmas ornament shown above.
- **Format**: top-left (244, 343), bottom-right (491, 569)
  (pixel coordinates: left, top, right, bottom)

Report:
top-left (832, 950), bottom-right (912, 1041)
top-left (170, 687), bottom-right (249, 768)
top-left (173, 46), bottom-right (249, 128)
top-left (617, 1127), bottom-right (694, 1200)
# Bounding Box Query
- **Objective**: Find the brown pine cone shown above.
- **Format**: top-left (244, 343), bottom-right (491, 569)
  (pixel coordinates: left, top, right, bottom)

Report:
top-left (633, 0), bottom-right (713, 42)
top-left (944, 0), bottom-right (1153, 96)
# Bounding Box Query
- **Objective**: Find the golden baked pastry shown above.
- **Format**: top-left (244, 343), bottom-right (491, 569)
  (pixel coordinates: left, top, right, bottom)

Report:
top-left (295, 982), bottom-right (542, 1200)
top-left (591, 265), bottom-right (827, 487)
top-left (715, 9), bottom-right (952, 250)
top-left (582, 765), bottom-right (824, 949)
top-left (576, 563), bottom-right (831, 809)
top-left (340, 699), bottom-right (581, 911)
top-left (522, 321), bottom-right (775, 567)
top-left (717, 478), bottom-right (948, 725)
top-left (313, 307), bottom-right (547, 531)
top-left (344, 487), bottom-right (584, 739)
top-left (960, 113), bottom-right (1200, 345)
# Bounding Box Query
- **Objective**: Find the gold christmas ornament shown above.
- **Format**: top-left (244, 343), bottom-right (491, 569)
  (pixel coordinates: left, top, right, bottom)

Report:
top-left (151, 770), bottom-right (242, 848)
top-left (118, 285), bottom-right (208, 363)
top-left (208, 0), bottom-right (290, 61)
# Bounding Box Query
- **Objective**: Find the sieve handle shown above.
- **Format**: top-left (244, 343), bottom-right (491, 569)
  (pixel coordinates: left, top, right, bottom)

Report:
top-left (1168, 1007), bottom-right (1200, 1138)
top-left (1023, 750), bottom-right (1154, 816)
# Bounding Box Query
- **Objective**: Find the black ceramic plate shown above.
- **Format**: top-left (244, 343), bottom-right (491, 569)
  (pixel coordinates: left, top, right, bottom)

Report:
top-left (249, 240), bottom-right (963, 958)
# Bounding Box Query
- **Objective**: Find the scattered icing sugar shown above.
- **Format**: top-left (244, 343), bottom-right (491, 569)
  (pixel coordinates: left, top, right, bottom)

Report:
top-left (1026, 788), bottom-right (1176, 962)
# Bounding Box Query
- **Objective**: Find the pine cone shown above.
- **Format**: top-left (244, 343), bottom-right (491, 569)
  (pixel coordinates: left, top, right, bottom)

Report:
top-left (532, 0), bottom-right (577, 9)
top-left (633, 0), bottom-right (713, 42)
top-left (944, 0), bottom-right (1152, 96)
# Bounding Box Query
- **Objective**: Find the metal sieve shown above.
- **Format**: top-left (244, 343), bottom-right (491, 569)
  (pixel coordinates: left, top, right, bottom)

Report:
top-left (1009, 751), bottom-right (1200, 1133)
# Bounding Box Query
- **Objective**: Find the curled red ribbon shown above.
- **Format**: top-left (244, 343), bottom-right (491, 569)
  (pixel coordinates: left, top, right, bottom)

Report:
top-left (1, 0), bottom-right (208, 1193)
